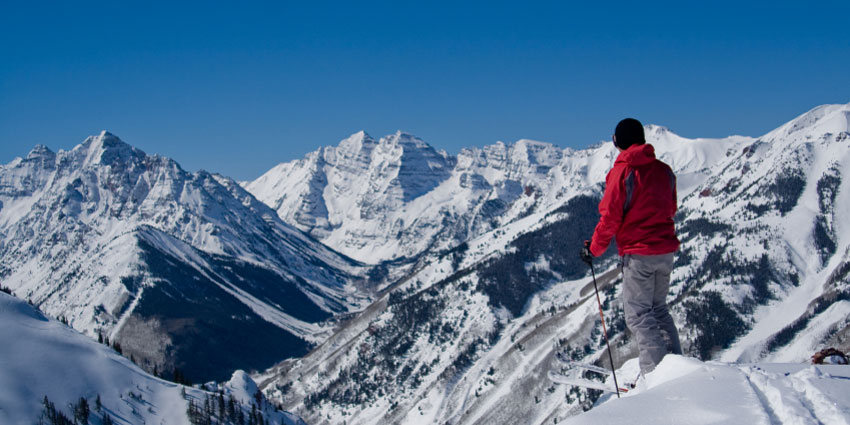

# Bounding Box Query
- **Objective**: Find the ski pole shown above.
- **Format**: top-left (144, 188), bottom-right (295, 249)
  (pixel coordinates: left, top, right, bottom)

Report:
top-left (589, 261), bottom-right (621, 398)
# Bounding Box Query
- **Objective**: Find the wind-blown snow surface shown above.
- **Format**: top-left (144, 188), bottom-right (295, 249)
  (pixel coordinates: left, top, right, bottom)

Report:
top-left (566, 356), bottom-right (850, 425)
top-left (0, 292), bottom-right (307, 425)
top-left (256, 104), bottom-right (850, 425)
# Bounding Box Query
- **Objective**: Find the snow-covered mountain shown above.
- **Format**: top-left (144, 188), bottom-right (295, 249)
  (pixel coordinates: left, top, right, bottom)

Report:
top-left (255, 104), bottom-right (850, 424)
top-left (4, 103), bottom-right (849, 424)
top-left (245, 128), bottom-right (751, 265)
top-left (0, 132), bottom-right (370, 383)
top-left (0, 291), bottom-right (308, 425)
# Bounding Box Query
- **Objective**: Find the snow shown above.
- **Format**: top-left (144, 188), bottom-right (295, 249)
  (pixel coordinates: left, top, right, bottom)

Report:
top-left (0, 130), bottom-right (368, 370)
top-left (5, 103), bottom-right (850, 424)
top-left (0, 292), bottom-right (306, 425)
top-left (244, 120), bottom-right (753, 265)
top-left (565, 355), bottom-right (850, 425)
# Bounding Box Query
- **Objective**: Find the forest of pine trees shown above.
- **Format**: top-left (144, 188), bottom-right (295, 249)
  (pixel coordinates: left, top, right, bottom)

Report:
top-left (185, 389), bottom-right (282, 425)
top-left (39, 388), bottom-right (286, 425)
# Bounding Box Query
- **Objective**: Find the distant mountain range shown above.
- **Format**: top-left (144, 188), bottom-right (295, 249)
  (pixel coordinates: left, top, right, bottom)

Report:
top-left (248, 104), bottom-right (850, 424)
top-left (2, 103), bottom-right (849, 424)
top-left (244, 126), bottom-right (753, 265)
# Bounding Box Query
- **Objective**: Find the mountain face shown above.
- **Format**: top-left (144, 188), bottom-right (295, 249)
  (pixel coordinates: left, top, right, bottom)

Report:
top-left (245, 127), bottom-right (752, 266)
top-left (255, 104), bottom-right (850, 424)
top-left (245, 132), bottom-right (571, 264)
top-left (0, 132), bottom-right (370, 383)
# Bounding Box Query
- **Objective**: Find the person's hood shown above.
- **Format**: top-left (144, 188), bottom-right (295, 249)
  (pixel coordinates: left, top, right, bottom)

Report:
top-left (615, 143), bottom-right (656, 167)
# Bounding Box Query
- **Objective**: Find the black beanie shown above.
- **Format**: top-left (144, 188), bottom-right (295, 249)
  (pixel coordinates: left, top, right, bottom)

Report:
top-left (614, 118), bottom-right (645, 150)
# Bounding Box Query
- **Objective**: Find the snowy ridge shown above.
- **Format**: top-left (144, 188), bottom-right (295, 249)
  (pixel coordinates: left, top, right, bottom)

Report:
top-left (245, 126), bottom-right (750, 265)
top-left (0, 292), bottom-right (307, 425)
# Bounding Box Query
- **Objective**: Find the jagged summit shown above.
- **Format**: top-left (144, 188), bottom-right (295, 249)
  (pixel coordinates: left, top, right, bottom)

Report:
top-left (74, 130), bottom-right (145, 166)
top-left (26, 144), bottom-right (55, 159)
top-left (246, 125), bottom-right (737, 263)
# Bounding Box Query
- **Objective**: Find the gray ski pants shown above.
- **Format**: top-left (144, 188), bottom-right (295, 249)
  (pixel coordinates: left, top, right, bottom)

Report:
top-left (622, 253), bottom-right (683, 374)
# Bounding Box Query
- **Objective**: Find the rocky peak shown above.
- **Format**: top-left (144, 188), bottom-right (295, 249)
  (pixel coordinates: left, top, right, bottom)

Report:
top-left (325, 131), bottom-right (378, 169)
top-left (511, 139), bottom-right (562, 166)
top-left (78, 131), bottom-right (145, 167)
top-left (26, 144), bottom-right (56, 161)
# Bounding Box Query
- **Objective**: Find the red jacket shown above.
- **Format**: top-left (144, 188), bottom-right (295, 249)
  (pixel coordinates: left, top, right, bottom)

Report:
top-left (590, 143), bottom-right (679, 257)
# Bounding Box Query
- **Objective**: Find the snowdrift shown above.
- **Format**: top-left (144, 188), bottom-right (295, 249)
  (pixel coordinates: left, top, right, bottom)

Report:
top-left (566, 355), bottom-right (850, 424)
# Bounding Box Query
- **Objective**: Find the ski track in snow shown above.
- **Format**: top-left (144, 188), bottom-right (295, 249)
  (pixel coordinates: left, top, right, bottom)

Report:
top-left (565, 356), bottom-right (850, 425)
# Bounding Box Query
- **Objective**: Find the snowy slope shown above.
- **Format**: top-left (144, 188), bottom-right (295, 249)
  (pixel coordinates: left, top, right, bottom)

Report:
top-left (565, 356), bottom-right (850, 425)
top-left (0, 132), bottom-right (370, 382)
top-left (671, 103), bottom-right (850, 364)
top-left (0, 292), bottom-right (307, 425)
top-left (256, 103), bottom-right (850, 424)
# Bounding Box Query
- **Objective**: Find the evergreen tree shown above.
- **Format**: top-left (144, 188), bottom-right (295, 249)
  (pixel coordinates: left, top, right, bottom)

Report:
top-left (227, 394), bottom-right (236, 420)
top-left (203, 394), bottom-right (214, 425)
top-left (40, 395), bottom-right (74, 425)
top-left (218, 391), bottom-right (226, 420)
top-left (73, 397), bottom-right (90, 424)
top-left (95, 394), bottom-right (102, 412)
top-left (173, 367), bottom-right (191, 386)
top-left (187, 399), bottom-right (201, 425)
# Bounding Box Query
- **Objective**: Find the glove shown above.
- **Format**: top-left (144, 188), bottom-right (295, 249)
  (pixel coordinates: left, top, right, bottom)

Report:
top-left (580, 240), bottom-right (593, 266)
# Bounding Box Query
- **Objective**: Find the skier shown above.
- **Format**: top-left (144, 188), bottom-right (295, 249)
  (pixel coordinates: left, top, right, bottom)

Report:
top-left (581, 118), bottom-right (682, 377)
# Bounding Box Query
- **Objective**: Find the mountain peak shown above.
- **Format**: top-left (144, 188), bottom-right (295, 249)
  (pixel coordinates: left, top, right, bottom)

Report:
top-left (26, 144), bottom-right (56, 160)
top-left (388, 130), bottom-right (420, 143)
top-left (514, 138), bottom-right (553, 148)
top-left (769, 103), bottom-right (850, 140)
top-left (646, 124), bottom-right (672, 134)
top-left (332, 130), bottom-right (378, 163)
top-left (79, 131), bottom-right (144, 166)
top-left (352, 130), bottom-right (372, 139)
top-left (393, 130), bottom-right (415, 138)
top-left (382, 131), bottom-right (433, 151)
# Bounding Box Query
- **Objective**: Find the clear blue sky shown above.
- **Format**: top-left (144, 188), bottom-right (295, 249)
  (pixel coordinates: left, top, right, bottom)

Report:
top-left (2, 1), bottom-right (848, 180)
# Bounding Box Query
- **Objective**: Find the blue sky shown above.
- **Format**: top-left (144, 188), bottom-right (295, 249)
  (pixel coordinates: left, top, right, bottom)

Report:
top-left (1, 1), bottom-right (848, 180)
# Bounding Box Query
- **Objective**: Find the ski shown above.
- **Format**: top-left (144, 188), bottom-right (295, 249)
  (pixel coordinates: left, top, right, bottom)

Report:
top-left (547, 371), bottom-right (628, 394)
top-left (554, 352), bottom-right (612, 375)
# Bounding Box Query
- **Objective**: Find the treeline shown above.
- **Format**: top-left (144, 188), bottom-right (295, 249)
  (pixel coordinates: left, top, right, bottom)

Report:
top-left (95, 329), bottom-right (193, 386)
top-left (39, 394), bottom-right (113, 425)
top-left (39, 388), bottom-right (284, 425)
top-left (186, 388), bottom-right (278, 425)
